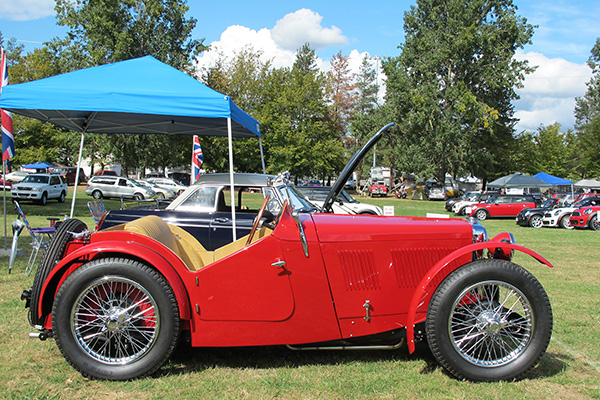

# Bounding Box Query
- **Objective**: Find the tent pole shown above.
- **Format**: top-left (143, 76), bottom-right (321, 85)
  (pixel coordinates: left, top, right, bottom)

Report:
top-left (227, 117), bottom-right (237, 241)
top-left (259, 136), bottom-right (266, 174)
top-left (70, 132), bottom-right (85, 219)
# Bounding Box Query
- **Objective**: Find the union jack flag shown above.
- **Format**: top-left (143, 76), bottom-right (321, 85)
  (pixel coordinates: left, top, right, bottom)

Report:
top-left (192, 135), bottom-right (204, 184)
top-left (1, 47), bottom-right (15, 163)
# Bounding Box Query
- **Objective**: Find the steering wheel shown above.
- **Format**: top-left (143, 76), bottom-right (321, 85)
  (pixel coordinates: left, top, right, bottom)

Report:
top-left (246, 193), bottom-right (271, 246)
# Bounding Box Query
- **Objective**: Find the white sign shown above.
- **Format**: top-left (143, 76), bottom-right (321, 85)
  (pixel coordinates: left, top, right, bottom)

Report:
top-left (383, 206), bottom-right (395, 216)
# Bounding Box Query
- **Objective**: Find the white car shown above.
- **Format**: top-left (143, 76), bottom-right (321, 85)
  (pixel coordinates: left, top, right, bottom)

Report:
top-left (146, 177), bottom-right (187, 194)
top-left (11, 173), bottom-right (68, 205)
top-left (452, 191), bottom-right (498, 215)
top-left (296, 186), bottom-right (383, 215)
top-left (5, 170), bottom-right (30, 183)
top-left (542, 196), bottom-right (600, 229)
top-left (138, 180), bottom-right (177, 199)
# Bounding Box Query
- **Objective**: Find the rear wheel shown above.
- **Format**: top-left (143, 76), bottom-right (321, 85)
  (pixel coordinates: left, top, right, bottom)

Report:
top-left (529, 214), bottom-right (543, 228)
top-left (58, 191), bottom-right (66, 203)
top-left (426, 259), bottom-right (552, 381)
top-left (52, 258), bottom-right (180, 380)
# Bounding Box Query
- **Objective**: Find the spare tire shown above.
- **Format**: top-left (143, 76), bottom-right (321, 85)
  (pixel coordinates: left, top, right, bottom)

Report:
top-left (28, 218), bottom-right (88, 326)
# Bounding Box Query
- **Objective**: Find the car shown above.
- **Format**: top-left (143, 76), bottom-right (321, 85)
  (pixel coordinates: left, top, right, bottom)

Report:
top-left (10, 173), bottom-right (68, 205)
top-left (516, 198), bottom-right (559, 228)
top-left (427, 183), bottom-right (446, 200)
top-left (445, 190), bottom-right (479, 211)
top-left (368, 181), bottom-right (388, 197)
top-left (451, 191), bottom-right (499, 215)
top-left (296, 186), bottom-right (383, 215)
top-left (98, 173), bottom-right (275, 250)
top-left (146, 177), bottom-right (187, 193)
top-left (137, 180), bottom-right (177, 199)
top-left (0, 178), bottom-right (12, 190)
top-left (569, 206), bottom-right (600, 230)
top-left (465, 194), bottom-right (539, 220)
top-left (49, 166), bottom-right (88, 185)
top-left (542, 197), bottom-right (600, 229)
top-left (85, 175), bottom-right (157, 200)
top-left (5, 170), bottom-right (30, 183)
top-left (94, 170), bottom-right (119, 176)
top-left (21, 124), bottom-right (553, 383)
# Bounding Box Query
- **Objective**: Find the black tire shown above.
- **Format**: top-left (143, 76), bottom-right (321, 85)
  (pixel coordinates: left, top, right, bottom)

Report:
top-left (58, 191), bottom-right (66, 203)
top-left (29, 219), bottom-right (88, 326)
top-left (133, 193), bottom-right (144, 201)
top-left (52, 258), bottom-right (180, 380)
top-left (475, 209), bottom-right (488, 221)
top-left (426, 259), bottom-right (552, 382)
top-left (559, 214), bottom-right (573, 229)
top-left (40, 192), bottom-right (48, 206)
top-left (92, 190), bottom-right (103, 199)
top-left (529, 214), bottom-right (543, 228)
top-left (589, 214), bottom-right (600, 231)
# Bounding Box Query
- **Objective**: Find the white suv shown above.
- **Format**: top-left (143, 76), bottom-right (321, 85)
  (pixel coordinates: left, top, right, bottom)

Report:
top-left (11, 173), bottom-right (68, 205)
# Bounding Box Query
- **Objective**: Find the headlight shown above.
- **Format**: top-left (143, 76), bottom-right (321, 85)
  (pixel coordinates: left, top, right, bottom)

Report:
top-left (33, 188), bottom-right (42, 192)
top-left (583, 208), bottom-right (593, 215)
top-left (552, 210), bottom-right (561, 216)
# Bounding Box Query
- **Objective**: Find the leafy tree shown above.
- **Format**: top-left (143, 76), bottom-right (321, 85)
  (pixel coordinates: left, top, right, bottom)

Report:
top-left (327, 51), bottom-right (356, 138)
top-left (574, 37), bottom-right (600, 178)
top-left (383, 0), bottom-right (535, 184)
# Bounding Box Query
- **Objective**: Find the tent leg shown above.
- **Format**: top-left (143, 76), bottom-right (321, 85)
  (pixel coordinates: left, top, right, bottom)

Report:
top-left (70, 132), bottom-right (85, 219)
top-left (227, 118), bottom-right (237, 241)
top-left (259, 136), bottom-right (266, 174)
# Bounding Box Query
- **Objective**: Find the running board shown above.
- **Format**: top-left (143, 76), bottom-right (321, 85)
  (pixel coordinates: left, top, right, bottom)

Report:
top-left (286, 338), bottom-right (404, 351)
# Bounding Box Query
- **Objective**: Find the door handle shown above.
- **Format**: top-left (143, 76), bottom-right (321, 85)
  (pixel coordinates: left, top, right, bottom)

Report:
top-left (271, 259), bottom-right (286, 268)
top-left (214, 218), bottom-right (230, 223)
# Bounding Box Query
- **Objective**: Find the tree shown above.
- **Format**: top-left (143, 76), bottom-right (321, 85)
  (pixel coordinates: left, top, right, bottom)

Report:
top-left (574, 37), bottom-right (600, 178)
top-left (383, 0), bottom-right (535, 184)
top-left (50, 0), bottom-right (208, 174)
top-left (327, 51), bottom-right (356, 138)
top-left (293, 43), bottom-right (318, 75)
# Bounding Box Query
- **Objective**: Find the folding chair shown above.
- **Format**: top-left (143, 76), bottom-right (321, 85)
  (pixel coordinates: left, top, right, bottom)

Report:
top-left (10, 201), bottom-right (57, 276)
top-left (88, 200), bottom-right (107, 230)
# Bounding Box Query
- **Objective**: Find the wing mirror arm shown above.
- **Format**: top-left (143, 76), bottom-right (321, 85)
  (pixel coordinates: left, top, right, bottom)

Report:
top-left (292, 212), bottom-right (309, 258)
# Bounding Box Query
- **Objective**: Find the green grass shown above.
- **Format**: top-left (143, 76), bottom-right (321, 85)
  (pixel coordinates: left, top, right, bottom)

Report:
top-left (1, 192), bottom-right (599, 399)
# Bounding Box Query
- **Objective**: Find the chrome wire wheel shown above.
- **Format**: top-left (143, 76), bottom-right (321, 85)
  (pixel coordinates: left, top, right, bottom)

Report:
top-left (449, 280), bottom-right (533, 367)
top-left (71, 276), bottom-right (160, 365)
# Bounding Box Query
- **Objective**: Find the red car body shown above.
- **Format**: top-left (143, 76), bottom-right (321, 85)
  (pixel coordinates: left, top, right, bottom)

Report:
top-left (569, 206), bottom-right (600, 230)
top-left (22, 124), bottom-right (553, 382)
top-left (466, 194), bottom-right (538, 220)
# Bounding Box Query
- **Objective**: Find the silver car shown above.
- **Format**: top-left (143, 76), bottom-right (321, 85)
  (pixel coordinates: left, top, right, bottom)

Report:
top-left (85, 176), bottom-right (156, 200)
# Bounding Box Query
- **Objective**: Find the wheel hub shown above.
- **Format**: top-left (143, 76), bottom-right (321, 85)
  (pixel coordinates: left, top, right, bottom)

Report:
top-left (105, 307), bottom-right (129, 332)
top-left (476, 311), bottom-right (506, 335)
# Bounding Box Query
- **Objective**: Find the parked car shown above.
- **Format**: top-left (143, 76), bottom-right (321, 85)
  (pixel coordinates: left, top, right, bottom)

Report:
top-left (0, 178), bottom-right (12, 190)
top-left (368, 181), bottom-right (388, 197)
top-left (10, 173), bottom-right (68, 205)
top-left (465, 194), bottom-right (540, 220)
top-left (427, 183), bottom-right (446, 200)
top-left (445, 190), bottom-right (479, 211)
top-left (451, 192), bottom-right (499, 215)
top-left (49, 166), bottom-right (88, 185)
top-left (515, 198), bottom-right (559, 228)
top-left (296, 186), bottom-right (383, 215)
top-left (94, 170), bottom-right (119, 176)
top-left (146, 177), bottom-right (187, 193)
top-left (542, 197), bottom-right (600, 229)
top-left (85, 176), bottom-right (156, 200)
top-left (5, 170), bottom-right (30, 183)
top-left (137, 180), bottom-right (177, 199)
top-left (569, 206), bottom-right (600, 230)
top-left (22, 124), bottom-right (553, 382)
top-left (99, 173), bottom-right (275, 250)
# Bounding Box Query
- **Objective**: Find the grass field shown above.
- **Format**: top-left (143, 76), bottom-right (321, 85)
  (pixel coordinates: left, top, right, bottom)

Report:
top-left (1, 188), bottom-right (599, 399)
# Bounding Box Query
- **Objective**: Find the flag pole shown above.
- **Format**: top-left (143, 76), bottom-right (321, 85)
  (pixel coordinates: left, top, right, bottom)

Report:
top-left (3, 159), bottom-right (6, 249)
top-left (190, 136), bottom-right (195, 185)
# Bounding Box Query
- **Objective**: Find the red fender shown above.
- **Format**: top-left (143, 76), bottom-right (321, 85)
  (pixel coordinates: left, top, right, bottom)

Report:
top-left (405, 241), bottom-right (553, 353)
top-left (37, 237), bottom-right (192, 326)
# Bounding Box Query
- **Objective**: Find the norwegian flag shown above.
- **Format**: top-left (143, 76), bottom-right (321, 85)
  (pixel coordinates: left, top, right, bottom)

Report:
top-left (1, 47), bottom-right (15, 163)
top-left (191, 135), bottom-right (204, 184)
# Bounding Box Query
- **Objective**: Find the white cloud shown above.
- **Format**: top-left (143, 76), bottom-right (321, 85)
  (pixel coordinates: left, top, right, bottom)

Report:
top-left (1, 0), bottom-right (55, 21)
top-left (271, 8), bottom-right (348, 51)
top-left (513, 50), bottom-right (592, 132)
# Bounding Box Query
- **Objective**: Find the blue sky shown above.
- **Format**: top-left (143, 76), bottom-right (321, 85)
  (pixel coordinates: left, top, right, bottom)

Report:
top-left (1, 0), bottom-right (599, 132)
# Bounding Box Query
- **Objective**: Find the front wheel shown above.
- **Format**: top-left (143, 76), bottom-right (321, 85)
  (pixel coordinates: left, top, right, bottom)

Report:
top-left (529, 214), bottom-right (543, 228)
top-left (475, 209), bottom-right (488, 221)
top-left (39, 192), bottom-right (48, 206)
top-left (589, 214), bottom-right (600, 231)
top-left (426, 259), bottom-right (552, 382)
top-left (559, 214), bottom-right (573, 229)
top-left (92, 190), bottom-right (103, 199)
top-left (52, 258), bottom-right (180, 380)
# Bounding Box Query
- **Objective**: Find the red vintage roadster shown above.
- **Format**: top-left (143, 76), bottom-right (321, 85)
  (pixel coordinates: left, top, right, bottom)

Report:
top-left (22, 124), bottom-right (553, 381)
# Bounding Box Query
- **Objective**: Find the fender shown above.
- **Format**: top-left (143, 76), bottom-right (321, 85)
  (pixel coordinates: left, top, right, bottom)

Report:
top-left (405, 241), bottom-right (553, 353)
top-left (37, 239), bottom-right (192, 326)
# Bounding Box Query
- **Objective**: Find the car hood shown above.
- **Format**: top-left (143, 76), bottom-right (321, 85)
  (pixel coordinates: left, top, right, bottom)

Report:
top-left (13, 182), bottom-right (49, 189)
top-left (322, 123), bottom-right (395, 212)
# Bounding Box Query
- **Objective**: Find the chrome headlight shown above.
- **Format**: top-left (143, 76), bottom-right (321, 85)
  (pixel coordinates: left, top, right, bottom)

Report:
top-left (468, 217), bottom-right (488, 243)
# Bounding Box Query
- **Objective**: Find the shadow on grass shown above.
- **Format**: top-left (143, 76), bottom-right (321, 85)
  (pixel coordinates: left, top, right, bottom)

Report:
top-left (160, 340), bottom-right (566, 381)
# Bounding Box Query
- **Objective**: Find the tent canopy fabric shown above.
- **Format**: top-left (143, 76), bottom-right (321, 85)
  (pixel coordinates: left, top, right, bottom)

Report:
top-left (487, 173), bottom-right (551, 188)
top-left (574, 178), bottom-right (600, 189)
top-left (0, 56), bottom-right (260, 138)
top-left (533, 172), bottom-right (572, 185)
top-left (22, 162), bottom-right (56, 170)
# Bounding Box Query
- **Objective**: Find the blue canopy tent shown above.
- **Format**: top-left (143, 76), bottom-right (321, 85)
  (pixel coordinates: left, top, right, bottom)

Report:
top-left (23, 162), bottom-right (56, 170)
top-left (0, 56), bottom-right (264, 240)
top-left (533, 172), bottom-right (574, 198)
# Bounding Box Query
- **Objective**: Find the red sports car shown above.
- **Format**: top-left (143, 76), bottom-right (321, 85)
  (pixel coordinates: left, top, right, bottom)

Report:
top-left (22, 124), bottom-right (553, 382)
top-left (569, 206), bottom-right (600, 230)
top-left (466, 194), bottom-right (539, 220)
